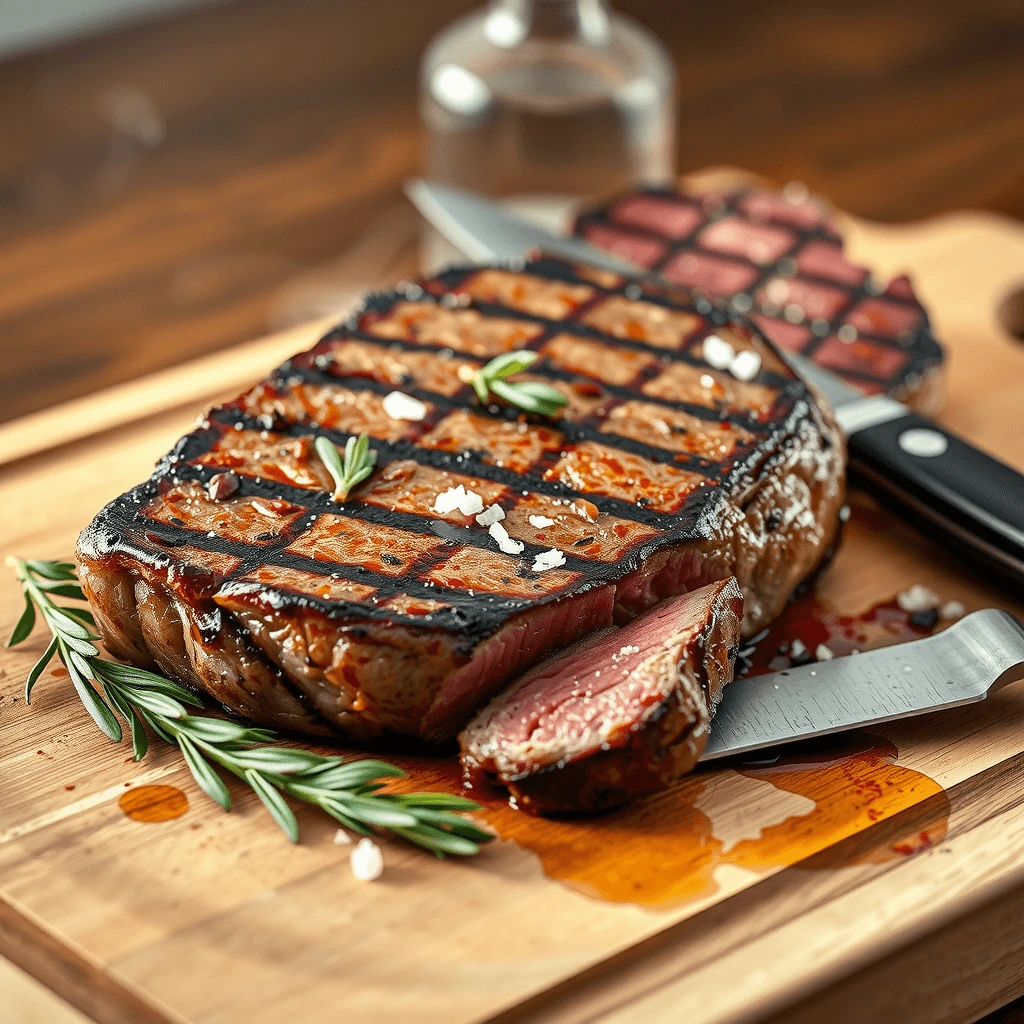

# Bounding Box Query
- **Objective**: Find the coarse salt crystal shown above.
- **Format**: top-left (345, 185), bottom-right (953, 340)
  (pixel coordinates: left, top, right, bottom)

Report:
top-left (790, 638), bottom-right (808, 659)
top-left (528, 515), bottom-right (555, 528)
top-left (432, 485), bottom-right (484, 516)
top-left (702, 334), bottom-right (735, 370)
top-left (897, 584), bottom-right (939, 614)
top-left (815, 643), bottom-right (834, 661)
top-left (333, 828), bottom-right (352, 846)
top-left (532, 548), bottom-right (566, 572)
top-left (489, 521), bottom-right (524, 555)
top-left (382, 390), bottom-right (427, 421)
top-left (839, 504), bottom-right (851, 522)
top-left (940, 600), bottom-right (966, 621)
top-left (570, 499), bottom-right (599, 523)
top-left (251, 500), bottom-right (278, 518)
top-left (350, 838), bottom-right (383, 881)
top-left (475, 503), bottom-right (505, 527)
top-left (730, 350), bottom-right (762, 381)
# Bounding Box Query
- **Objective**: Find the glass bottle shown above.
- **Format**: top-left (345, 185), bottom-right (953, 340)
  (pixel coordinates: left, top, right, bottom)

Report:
top-left (419, 0), bottom-right (676, 266)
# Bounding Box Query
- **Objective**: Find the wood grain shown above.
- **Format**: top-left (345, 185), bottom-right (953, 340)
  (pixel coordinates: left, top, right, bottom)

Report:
top-left (1, 203), bottom-right (1023, 1024)
top-left (0, 0), bottom-right (1022, 424)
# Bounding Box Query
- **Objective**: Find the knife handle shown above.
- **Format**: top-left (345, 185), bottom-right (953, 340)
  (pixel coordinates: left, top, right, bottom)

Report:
top-left (848, 412), bottom-right (1024, 588)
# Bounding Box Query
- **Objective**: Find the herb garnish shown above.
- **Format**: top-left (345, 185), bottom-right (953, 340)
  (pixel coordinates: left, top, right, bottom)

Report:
top-left (6, 557), bottom-right (492, 856)
top-left (314, 433), bottom-right (378, 502)
top-left (470, 352), bottom-right (568, 417)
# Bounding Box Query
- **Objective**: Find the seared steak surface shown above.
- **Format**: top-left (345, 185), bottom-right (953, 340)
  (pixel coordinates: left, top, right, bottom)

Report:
top-left (460, 578), bottom-right (743, 814)
top-left (78, 257), bottom-right (844, 741)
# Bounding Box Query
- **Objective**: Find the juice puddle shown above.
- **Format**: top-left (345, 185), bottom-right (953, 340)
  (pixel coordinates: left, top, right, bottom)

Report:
top-left (118, 784), bottom-right (189, 823)
top-left (391, 593), bottom-right (951, 909)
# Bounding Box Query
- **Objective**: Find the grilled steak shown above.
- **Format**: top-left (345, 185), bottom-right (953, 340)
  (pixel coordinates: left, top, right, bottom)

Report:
top-left (576, 186), bottom-right (945, 415)
top-left (460, 577), bottom-right (743, 814)
top-left (77, 256), bottom-right (844, 742)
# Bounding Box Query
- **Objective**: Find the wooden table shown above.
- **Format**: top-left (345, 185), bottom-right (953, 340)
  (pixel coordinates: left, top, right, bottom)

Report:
top-left (1, 2), bottom-right (1023, 1021)
top-left (0, 0), bottom-right (1022, 426)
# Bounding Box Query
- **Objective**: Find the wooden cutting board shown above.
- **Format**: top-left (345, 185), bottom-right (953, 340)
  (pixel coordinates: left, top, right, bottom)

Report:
top-left (3, 197), bottom-right (1024, 1024)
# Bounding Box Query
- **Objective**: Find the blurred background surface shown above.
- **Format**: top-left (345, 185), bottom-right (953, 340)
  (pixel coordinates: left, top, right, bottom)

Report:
top-left (0, 0), bottom-right (1021, 425)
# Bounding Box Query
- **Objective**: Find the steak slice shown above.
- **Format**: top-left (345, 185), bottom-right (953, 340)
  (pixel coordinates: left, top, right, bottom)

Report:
top-left (77, 256), bottom-right (844, 742)
top-left (576, 185), bottom-right (945, 415)
top-left (459, 578), bottom-right (744, 814)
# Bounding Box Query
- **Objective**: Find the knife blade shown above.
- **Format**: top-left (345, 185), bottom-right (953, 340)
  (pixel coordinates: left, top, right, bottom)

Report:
top-left (407, 179), bottom-right (1024, 590)
top-left (701, 608), bottom-right (1024, 759)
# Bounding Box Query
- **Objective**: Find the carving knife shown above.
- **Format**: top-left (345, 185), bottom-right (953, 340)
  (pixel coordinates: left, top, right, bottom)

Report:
top-left (407, 179), bottom-right (1024, 758)
top-left (406, 179), bottom-right (1024, 591)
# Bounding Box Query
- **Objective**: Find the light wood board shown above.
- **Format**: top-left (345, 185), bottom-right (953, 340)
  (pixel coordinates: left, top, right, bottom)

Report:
top-left (2, 199), bottom-right (1024, 1024)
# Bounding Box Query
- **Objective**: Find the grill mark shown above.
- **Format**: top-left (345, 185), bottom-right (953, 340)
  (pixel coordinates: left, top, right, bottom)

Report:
top-left (132, 515), bottom-right (538, 623)
top-left (199, 407), bottom-right (701, 527)
top-left (263, 357), bottom-right (777, 472)
top-left (162, 459), bottom-right (678, 571)
top-left (200, 377), bottom-right (815, 547)
top-left (344, 278), bottom-right (796, 387)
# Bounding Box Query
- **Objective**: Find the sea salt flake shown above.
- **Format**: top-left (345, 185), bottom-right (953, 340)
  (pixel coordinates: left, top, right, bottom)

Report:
top-left (532, 548), bottom-right (566, 572)
top-left (489, 521), bottom-right (524, 555)
top-left (333, 828), bottom-right (352, 846)
top-left (528, 515), bottom-right (555, 528)
top-left (815, 643), bottom-right (834, 661)
top-left (432, 485), bottom-right (484, 516)
top-left (570, 499), bottom-right (598, 523)
top-left (382, 390), bottom-right (427, 421)
top-left (940, 600), bottom-right (966, 621)
top-left (790, 638), bottom-right (808, 659)
top-left (350, 838), bottom-right (383, 881)
top-left (897, 584), bottom-right (939, 613)
top-left (702, 334), bottom-right (735, 370)
top-left (475, 504), bottom-right (505, 527)
top-left (731, 350), bottom-right (762, 381)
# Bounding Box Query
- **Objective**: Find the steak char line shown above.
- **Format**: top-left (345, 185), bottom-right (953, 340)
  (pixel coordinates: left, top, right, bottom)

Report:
top-left (77, 256), bottom-right (845, 743)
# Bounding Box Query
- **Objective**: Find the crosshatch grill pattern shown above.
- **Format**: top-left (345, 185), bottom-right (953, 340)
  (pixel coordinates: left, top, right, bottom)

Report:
top-left (575, 186), bottom-right (945, 409)
top-left (78, 256), bottom-right (843, 739)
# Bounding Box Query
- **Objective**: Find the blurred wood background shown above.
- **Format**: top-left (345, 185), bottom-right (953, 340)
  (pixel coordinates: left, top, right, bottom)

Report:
top-left (0, 0), bottom-right (1021, 425)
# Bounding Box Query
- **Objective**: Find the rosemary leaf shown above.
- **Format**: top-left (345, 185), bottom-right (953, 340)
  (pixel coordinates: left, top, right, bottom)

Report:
top-left (330, 795), bottom-right (420, 828)
top-left (105, 684), bottom-right (149, 761)
top-left (177, 733), bottom-right (232, 810)
top-left (305, 760), bottom-right (406, 790)
top-left (61, 645), bottom-right (122, 742)
top-left (393, 792), bottom-right (482, 810)
top-left (392, 824), bottom-right (481, 857)
top-left (24, 636), bottom-right (58, 702)
top-left (246, 770), bottom-right (299, 843)
top-left (470, 351), bottom-right (568, 416)
top-left (7, 597), bottom-right (35, 647)
top-left (26, 560), bottom-right (77, 580)
top-left (61, 606), bottom-right (97, 628)
top-left (226, 747), bottom-right (329, 775)
top-left (315, 433), bottom-right (377, 501)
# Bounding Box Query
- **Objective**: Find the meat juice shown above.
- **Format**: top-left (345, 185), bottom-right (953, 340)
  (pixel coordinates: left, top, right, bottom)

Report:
top-left (387, 593), bottom-right (950, 909)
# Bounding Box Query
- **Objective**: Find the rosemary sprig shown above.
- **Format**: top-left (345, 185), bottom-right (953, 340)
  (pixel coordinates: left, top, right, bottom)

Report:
top-left (314, 433), bottom-right (378, 501)
top-left (470, 352), bottom-right (568, 417)
top-left (6, 557), bottom-right (492, 856)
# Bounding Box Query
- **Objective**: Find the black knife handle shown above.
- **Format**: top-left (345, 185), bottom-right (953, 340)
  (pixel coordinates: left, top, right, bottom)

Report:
top-left (848, 412), bottom-right (1024, 589)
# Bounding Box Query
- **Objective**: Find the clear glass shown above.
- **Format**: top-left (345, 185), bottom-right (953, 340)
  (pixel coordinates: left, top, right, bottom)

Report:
top-left (419, 0), bottom-right (676, 264)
